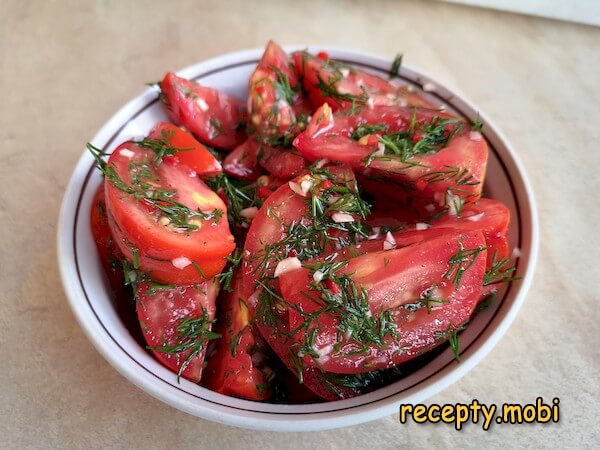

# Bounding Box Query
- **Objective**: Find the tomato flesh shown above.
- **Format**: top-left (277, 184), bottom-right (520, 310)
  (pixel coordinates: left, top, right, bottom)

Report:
top-left (105, 141), bottom-right (235, 284)
top-left (160, 72), bottom-right (245, 150)
top-left (136, 280), bottom-right (219, 383)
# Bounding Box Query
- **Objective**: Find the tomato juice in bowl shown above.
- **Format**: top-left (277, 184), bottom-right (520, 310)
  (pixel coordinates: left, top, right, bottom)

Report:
top-left (57, 45), bottom-right (538, 431)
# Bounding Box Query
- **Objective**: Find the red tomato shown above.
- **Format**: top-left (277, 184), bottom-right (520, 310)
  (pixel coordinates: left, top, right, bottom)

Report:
top-left (257, 144), bottom-right (306, 179)
top-left (293, 51), bottom-right (434, 111)
top-left (202, 274), bottom-right (272, 400)
top-left (241, 166), bottom-right (357, 297)
top-left (136, 280), bottom-right (219, 383)
top-left (104, 141), bottom-right (235, 284)
top-left (90, 186), bottom-right (125, 290)
top-left (240, 167), bottom-right (369, 400)
top-left (279, 230), bottom-right (486, 374)
top-left (160, 72), bottom-right (245, 150)
top-left (223, 138), bottom-right (262, 180)
top-left (294, 104), bottom-right (488, 205)
top-left (147, 121), bottom-right (222, 177)
top-left (248, 41), bottom-right (304, 139)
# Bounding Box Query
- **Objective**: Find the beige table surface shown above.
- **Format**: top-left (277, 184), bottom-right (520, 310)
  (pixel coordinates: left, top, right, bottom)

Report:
top-left (1, 0), bottom-right (599, 448)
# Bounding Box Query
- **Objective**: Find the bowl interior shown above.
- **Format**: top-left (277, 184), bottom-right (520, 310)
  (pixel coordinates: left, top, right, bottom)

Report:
top-left (59, 48), bottom-right (537, 430)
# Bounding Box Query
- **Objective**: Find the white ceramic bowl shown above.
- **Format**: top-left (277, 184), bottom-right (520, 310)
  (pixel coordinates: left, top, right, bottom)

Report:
top-left (57, 47), bottom-right (539, 431)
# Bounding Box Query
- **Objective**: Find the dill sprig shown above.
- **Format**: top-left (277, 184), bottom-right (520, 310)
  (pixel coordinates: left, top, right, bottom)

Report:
top-left (471, 114), bottom-right (484, 132)
top-left (435, 325), bottom-right (466, 362)
top-left (418, 165), bottom-right (479, 186)
top-left (403, 285), bottom-right (450, 313)
top-left (376, 114), bottom-right (464, 162)
top-left (389, 53), bottom-right (403, 79)
top-left (217, 248), bottom-right (243, 292)
top-left (205, 173), bottom-right (259, 227)
top-left (322, 365), bottom-right (403, 392)
top-left (483, 251), bottom-right (521, 286)
top-left (149, 310), bottom-right (221, 382)
top-left (443, 240), bottom-right (487, 288)
top-left (448, 329), bottom-right (461, 362)
top-left (271, 66), bottom-right (299, 105)
top-left (350, 123), bottom-right (388, 141)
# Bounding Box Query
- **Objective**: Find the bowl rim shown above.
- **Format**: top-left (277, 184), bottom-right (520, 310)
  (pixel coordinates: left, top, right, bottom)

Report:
top-left (57, 46), bottom-right (539, 431)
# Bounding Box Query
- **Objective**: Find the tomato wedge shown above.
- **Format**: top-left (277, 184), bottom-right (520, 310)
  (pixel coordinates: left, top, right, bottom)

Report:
top-left (257, 144), bottom-right (306, 179)
top-left (294, 104), bottom-right (488, 205)
top-left (223, 138), bottom-right (262, 180)
top-left (241, 166), bottom-right (359, 298)
top-left (248, 40), bottom-right (305, 139)
top-left (136, 280), bottom-right (219, 382)
top-left (279, 230), bottom-right (486, 374)
top-left (159, 72), bottom-right (245, 150)
top-left (104, 141), bottom-right (235, 284)
top-left (148, 121), bottom-right (222, 177)
top-left (202, 274), bottom-right (272, 400)
top-left (240, 166), bottom-right (377, 399)
top-left (293, 50), bottom-right (434, 111)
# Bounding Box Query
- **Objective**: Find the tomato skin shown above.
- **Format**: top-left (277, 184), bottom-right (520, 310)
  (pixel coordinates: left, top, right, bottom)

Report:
top-left (257, 144), bottom-right (306, 179)
top-left (160, 72), bottom-right (245, 150)
top-left (223, 138), bottom-right (262, 180)
top-left (104, 142), bottom-right (235, 284)
top-left (148, 121), bottom-right (222, 177)
top-left (294, 104), bottom-right (488, 204)
top-left (136, 280), bottom-right (219, 383)
top-left (90, 186), bottom-right (125, 290)
top-left (202, 274), bottom-right (271, 400)
top-left (297, 51), bottom-right (434, 111)
top-left (279, 230), bottom-right (486, 374)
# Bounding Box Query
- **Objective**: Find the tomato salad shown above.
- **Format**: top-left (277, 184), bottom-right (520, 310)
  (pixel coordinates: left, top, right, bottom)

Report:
top-left (88, 41), bottom-right (518, 402)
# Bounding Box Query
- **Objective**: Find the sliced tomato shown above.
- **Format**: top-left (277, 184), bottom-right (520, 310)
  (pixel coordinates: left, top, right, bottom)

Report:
top-left (159, 72), bottom-right (245, 150)
top-left (248, 40), bottom-right (304, 139)
top-left (147, 121), bottom-right (222, 177)
top-left (257, 144), bottom-right (306, 179)
top-left (279, 230), bottom-right (486, 374)
top-left (241, 166), bottom-right (371, 399)
top-left (202, 273), bottom-right (272, 400)
top-left (241, 166), bottom-right (357, 297)
top-left (90, 185), bottom-right (125, 290)
top-left (136, 280), bottom-right (219, 383)
top-left (293, 51), bottom-right (434, 111)
top-left (223, 138), bottom-right (262, 180)
top-left (294, 104), bottom-right (488, 205)
top-left (105, 141), bottom-right (235, 284)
